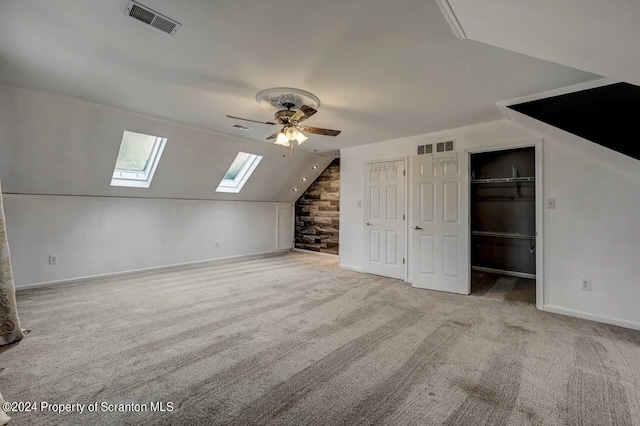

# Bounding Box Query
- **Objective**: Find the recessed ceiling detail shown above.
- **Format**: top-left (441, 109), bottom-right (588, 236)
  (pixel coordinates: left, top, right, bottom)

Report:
top-left (256, 88), bottom-right (320, 113)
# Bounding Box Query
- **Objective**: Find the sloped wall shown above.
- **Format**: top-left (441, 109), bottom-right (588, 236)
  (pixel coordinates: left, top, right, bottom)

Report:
top-left (294, 159), bottom-right (340, 255)
top-left (0, 84), bottom-right (331, 202)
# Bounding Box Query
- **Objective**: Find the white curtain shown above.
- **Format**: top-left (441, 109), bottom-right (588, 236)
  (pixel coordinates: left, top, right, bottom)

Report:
top-left (0, 179), bottom-right (23, 348)
top-left (0, 392), bottom-right (9, 425)
top-left (0, 180), bottom-right (23, 425)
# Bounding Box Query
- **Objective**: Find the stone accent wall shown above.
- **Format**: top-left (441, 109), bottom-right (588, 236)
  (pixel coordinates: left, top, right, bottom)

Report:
top-left (295, 159), bottom-right (339, 254)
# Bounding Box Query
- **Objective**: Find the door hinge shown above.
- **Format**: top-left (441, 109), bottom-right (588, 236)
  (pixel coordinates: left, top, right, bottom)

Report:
top-left (403, 214), bottom-right (405, 220)
top-left (403, 258), bottom-right (405, 264)
top-left (403, 170), bottom-right (406, 176)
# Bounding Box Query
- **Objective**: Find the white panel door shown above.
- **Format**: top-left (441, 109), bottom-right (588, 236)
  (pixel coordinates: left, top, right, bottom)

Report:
top-left (364, 161), bottom-right (406, 280)
top-left (410, 154), bottom-right (469, 294)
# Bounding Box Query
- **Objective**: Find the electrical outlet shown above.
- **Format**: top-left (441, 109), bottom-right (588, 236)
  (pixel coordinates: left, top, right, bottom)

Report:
top-left (49, 255), bottom-right (58, 265)
top-left (546, 199), bottom-right (556, 209)
top-left (215, 241), bottom-right (220, 248)
top-left (580, 279), bottom-right (592, 291)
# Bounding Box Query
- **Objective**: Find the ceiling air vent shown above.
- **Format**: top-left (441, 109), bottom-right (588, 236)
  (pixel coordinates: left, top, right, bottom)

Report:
top-left (232, 124), bottom-right (252, 131)
top-left (125, 1), bottom-right (181, 36)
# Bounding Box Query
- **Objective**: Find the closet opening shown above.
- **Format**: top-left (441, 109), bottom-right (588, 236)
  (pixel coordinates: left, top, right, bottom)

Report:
top-left (470, 147), bottom-right (536, 305)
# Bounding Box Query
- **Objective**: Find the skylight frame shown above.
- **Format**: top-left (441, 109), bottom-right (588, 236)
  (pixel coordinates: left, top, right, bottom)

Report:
top-left (216, 152), bottom-right (263, 193)
top-left (111, 131), bottom-right (167, 188)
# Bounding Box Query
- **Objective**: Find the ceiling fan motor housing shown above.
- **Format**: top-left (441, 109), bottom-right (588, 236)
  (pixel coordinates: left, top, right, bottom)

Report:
top-left (275, 110), bottom-right (295, 124)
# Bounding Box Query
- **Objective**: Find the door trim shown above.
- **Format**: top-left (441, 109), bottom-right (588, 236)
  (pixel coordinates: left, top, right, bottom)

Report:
top-left (363, 157), bottom-right (409, 281)
top-left (465, 139), bottom-right (544, 311)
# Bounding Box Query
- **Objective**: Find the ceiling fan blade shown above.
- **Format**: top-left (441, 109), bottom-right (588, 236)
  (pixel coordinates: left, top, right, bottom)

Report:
top-left (299, 105), bottom-right (317, 121)
top-left (290, 105), bottom-right (318, 124)
top-left (289, 110), bottom-right (304, 123)
top-left (299, 126), bottom-right (341, 137)
top-left (266, 131), bottom-right (280, 140)
top-left (226, 115), bottom-right (276, 125)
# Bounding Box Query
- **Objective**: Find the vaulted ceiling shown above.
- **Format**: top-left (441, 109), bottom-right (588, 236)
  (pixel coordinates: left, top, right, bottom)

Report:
top-left (447, 0), bottom-right (640, 87)
top-left (0, 0), bottom-right (599, 154)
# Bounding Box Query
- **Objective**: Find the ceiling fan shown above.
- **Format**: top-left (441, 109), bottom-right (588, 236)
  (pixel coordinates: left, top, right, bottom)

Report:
top-left (226, 88), bottom-right (341, 154)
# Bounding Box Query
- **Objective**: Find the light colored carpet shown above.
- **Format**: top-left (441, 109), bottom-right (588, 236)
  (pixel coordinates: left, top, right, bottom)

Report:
top-left (471, 271), bottom-right (537, 305)
top-left (1, 251), bottom-right (640, 425)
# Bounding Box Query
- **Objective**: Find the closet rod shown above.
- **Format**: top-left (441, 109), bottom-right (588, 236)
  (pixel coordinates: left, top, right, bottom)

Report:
top-left (472, 231), bottom-right (536, 240)
top-left (471, 177), bottom-right (535, 184)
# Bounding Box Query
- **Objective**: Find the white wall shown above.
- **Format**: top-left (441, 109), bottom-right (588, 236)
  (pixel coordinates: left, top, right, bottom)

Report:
top-left (340, 119), bottom-right (640, 330)
top-left (3, 194), bottom-right (292, 288)
top-left (542, 136), bottom-right (640, 328)
top-left (0, 84), bottom-right (317, 287)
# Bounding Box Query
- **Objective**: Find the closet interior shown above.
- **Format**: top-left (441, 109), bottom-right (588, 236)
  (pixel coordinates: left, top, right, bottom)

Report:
top-left (470, 147), bottom-right (536, 304)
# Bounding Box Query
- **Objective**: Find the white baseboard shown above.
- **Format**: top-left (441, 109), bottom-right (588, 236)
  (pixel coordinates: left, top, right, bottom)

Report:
top-left (292, 248), bottom-right (338, 257)
top-left (339, 264), bottom-right (363, 273)
top-left (15, 250), bottom-right (281, 291)
top-left (544, 305), bottom-right (640, 331)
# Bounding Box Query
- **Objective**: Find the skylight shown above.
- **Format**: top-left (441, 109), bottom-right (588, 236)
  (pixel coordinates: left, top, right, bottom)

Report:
top-left (216, 152), bottom-right (263, 193)
top-left (111, 131), bottom-right (167, 188)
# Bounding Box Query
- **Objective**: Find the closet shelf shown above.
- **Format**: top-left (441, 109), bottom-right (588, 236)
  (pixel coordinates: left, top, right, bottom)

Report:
top-left (472, 231), bottom-right (536, 240)
top-left (471, 177), bottom-right (535, 184)
top-left (473, 197), bottom-right (535, 201)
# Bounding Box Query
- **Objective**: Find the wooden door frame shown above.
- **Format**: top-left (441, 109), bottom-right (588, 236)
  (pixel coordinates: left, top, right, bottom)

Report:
top-left (465, 139), bottom-right (544, 311)
top-left (363, 157), bottom-right (409, 281)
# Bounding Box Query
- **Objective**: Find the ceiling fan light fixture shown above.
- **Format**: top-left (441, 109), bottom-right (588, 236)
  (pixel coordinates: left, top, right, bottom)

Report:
top-left (296, 131), bottom-right (309, 144)
top-left (285, 126), bottom-right (300, 140)
top-left (227, 89), bottom-right (341, 155)
top-left (275, 132), bottom-right (290, 147)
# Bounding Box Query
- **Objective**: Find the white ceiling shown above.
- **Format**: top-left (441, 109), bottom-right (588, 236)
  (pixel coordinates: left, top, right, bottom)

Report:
top-left (448, 0), bottom-right (640, 87)
top-left (0, 0), bottom-right (598, 153)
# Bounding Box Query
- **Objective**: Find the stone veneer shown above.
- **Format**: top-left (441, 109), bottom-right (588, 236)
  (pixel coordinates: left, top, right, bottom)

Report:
top-left (294, 159), bottom-right (339, 255)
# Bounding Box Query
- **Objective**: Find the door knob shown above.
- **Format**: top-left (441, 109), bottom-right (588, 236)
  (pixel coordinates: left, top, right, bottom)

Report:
top-left (365, 222), bottom-right (373, 226)
top-left (412, 225), bottom-right (423, 230)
